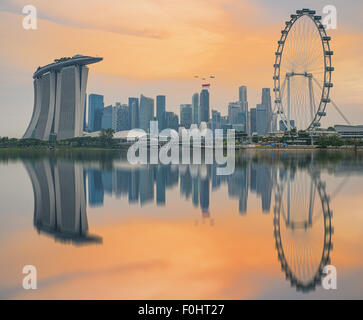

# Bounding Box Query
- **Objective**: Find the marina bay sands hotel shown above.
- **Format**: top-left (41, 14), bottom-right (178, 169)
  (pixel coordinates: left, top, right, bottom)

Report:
top-left (23, 55), bottom-right (102, 140)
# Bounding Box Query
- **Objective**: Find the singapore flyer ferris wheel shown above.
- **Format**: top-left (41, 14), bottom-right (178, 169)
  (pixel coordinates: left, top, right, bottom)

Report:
top-left (273, 8), bottom-right (334, 131)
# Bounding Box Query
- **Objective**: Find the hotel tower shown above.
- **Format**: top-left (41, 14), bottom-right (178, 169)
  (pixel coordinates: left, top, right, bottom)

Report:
top-left (23, 55), bottom-right (102, 140)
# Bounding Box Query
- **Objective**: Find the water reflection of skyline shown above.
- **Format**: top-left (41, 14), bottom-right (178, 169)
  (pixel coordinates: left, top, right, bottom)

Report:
top-left (88, 162), bottom-right (275, 217)
top-left (19, 151), bottom-right (363, 293)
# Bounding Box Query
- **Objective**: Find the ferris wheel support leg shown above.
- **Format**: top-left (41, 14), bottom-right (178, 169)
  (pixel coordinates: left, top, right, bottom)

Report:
top-left (308, 76), bottom-right (315, 123)
top-left (287, 76), bottom-right (291, 130)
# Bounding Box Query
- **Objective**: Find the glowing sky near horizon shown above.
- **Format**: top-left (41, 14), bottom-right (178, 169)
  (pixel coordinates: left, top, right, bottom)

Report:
top-left (0, 0), bottom-right (362, 137)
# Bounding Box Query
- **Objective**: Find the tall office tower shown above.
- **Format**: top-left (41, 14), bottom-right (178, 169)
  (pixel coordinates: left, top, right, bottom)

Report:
top-left (261, 88), bottom-right (272, 132)
top-left (112, 102), bottom-right (121, 131)
top-left (116, 104), bottom-right (130, 131)
top-left (180, 104), bottom-right (193, 129)
top-left (88, 93), bottom-right (104, 132)
top-left (23, 55), bottom-right (102, 140)
top-left (228, 101), bottom-right (242, 125)
top-left (156, 95), bottom-right (166, 130)
top-left (139, 95), bottom-right (154, 132)
top-left (165, 112), bottom-right (179, 131)
top-left (239, 86), bottom-right (249, 133)
top-left (256, 103), bottom-right (268, 136)
top-left (101, 105), bottom-right (113, 129)
top-left (250, 108), bottom-right (257, 135)
top-left (237, 111), bottom-right (247, 132)
top-left (192, 93), bottom-right (199, 125)
top-left (24, 159), bottom-right (101, 244)
top-left (211, 110), bottom-right (221, 130)
top-left (220, 115), bottom-right (229, 127)
top-left (128, 97), bottom-right (139, 129)
top-left (200, 88), bottom-right (210, 123)
top-left (239, 86), bottom-right (248, 108)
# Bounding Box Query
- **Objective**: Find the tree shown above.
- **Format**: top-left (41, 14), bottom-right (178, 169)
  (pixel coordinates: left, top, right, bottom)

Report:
top-left (235, 131), bottom-right (247, 144)
top-left (315, 135), bottom-right (343, 148)
top-left (298, 130), bottom-right (310, 138)
top-left (100, 128), bottom-right (114, 140)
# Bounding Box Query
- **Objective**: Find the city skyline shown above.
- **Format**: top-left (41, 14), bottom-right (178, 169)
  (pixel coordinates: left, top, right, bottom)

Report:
top-left (84, 84), bottom-right (270, 136)
top-left (1, 1), bottom-right (363, 137)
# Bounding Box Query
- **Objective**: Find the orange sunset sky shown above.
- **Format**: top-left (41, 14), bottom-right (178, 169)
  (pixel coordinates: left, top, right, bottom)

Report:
top-left (0, 0), bottom-right (362, 137)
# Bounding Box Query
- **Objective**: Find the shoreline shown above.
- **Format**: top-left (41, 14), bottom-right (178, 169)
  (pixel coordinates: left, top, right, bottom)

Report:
top-left (236, 145), bottom-right (363, 151)
top-left (0, 145), bottom-right (363, 152)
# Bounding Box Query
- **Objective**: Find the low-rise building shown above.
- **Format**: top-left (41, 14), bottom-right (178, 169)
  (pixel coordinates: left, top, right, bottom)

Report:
top-left (335, 125), bottom-right (363, 139)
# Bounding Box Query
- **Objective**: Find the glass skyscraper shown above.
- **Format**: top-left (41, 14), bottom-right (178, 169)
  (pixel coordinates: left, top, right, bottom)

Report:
top-left (139, 95), bottom-right (154, 132)
top-left (101, 105), bottom-right (113, 130)
top-left (192, 93), bottom-right (199, 125)
top-left (239, 86), bottom-right (249, 134)
top-left (156, 95), bottom-right (166, 130)
top-left (88, 94), bottom-right (104, 132)
top-left (250, 108), bottom-right (257, 135)
top-left (128, 97), bottom-right (139, 129)
top-left (200, 89), bottom-right (210, 123)
top-left (180, 104), bottom-right (193, 129)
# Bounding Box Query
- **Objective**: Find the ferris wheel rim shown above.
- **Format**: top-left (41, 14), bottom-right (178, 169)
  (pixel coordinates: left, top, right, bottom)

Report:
top-left (273, 9), bottom-right (334, 131)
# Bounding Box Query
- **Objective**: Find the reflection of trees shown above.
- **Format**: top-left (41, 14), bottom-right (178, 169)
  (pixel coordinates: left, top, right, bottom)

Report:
top-left (273, 167), bottom-right (333, 292)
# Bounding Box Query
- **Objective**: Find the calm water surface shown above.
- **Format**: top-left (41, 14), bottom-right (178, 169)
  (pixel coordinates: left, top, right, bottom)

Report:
top-left (0, 150), bottom-right (362, 299)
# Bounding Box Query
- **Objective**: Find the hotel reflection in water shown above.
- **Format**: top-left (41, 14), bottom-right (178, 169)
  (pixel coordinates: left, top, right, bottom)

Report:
top-left (23, 153), bottom-right (336, 293)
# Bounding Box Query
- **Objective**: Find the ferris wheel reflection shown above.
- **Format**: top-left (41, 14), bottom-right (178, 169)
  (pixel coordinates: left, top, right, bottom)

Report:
top-left (273, 167), bottom-right (333, 292)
